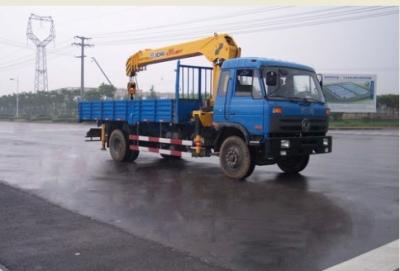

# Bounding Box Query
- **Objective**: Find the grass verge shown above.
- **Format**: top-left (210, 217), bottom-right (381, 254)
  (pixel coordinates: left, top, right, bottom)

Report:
top-left (330, 119), bottom-right (398, 128)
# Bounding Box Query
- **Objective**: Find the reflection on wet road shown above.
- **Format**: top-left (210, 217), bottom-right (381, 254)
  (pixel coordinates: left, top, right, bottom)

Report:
top-left (0, 122), bottom-right (398, 271)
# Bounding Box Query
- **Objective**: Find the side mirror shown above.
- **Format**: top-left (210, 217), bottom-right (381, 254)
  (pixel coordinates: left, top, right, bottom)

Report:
top-left (266, 71), bottom-right (277, 86)
top-left (317, 73), bottom-right (323, 88)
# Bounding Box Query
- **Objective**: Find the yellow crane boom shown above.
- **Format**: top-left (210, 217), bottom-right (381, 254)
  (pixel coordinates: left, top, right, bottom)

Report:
top-left (126, 33), bottom-right (241, 103)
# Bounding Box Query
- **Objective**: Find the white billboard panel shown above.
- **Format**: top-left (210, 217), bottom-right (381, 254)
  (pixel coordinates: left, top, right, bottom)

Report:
top-left (322, 74), bottom-right (377, 113)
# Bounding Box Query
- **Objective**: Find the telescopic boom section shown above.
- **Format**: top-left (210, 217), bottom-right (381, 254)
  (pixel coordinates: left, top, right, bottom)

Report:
top-left (125, 33), bottom-right (241, 102)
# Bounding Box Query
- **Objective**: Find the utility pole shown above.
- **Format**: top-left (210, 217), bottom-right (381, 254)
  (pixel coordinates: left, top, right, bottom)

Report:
top-left (72, 36), bottom-right (94, 98)
top-left (9, 77), bottom-right (19, 119)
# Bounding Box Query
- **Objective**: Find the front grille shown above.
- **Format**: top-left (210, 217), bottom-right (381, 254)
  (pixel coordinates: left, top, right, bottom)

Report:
top-left (269, 117), bottom-right (328, 137)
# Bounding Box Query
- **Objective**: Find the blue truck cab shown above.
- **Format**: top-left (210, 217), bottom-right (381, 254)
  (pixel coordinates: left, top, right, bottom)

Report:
top-left (79, 57), bottom-right (332, 180)
top-left (209, 57), bottom-right (331, 177)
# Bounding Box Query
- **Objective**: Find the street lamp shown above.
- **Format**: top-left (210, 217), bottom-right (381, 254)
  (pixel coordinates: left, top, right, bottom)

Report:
top-left (9, 77), bottom-right (19, 119)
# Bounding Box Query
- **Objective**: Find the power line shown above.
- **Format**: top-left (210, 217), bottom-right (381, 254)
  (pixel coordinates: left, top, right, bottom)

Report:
top-left (72, 36), bottom-right (94, 97)
top-left (56, 7), bottom-right (128, 27)
top-left (0, 47), bottom-right (75, 71)
top-left (0, 7), bottom-right (396, 74)
top-left (231, 9), bottom-right (398, 35)
top-left (92, 8), bottom-right (342, 44)
top-left (93, 7), bottom-right (397, 46)
top-left (0, 8), bottom-right (392, 72)
top-left (94, 6), bottom-right (346, 41)
top-left (0, 37), bottom-right (28, 49)
top-left (0, 40), bottom-right (72, 68)
top-left (212, 6), bottom-right (389, 33)
top-left (0, 48), bottom-right (34, 63)
top-left (92, 6), bottom-right (357, 42)
top-left (1, 6), bottom-right (394, 68)
top-left (0, 48), bottom-right (70, 69)
top-left (91, 6), bottom-right (292, 39)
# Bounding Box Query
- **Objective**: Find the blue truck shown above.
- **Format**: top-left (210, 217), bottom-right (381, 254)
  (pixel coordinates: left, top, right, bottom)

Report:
top-left (79, 56), bottom-right (332, 179)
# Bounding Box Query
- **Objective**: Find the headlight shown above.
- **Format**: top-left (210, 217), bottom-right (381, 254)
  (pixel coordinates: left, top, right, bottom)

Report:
top-left (281, 140), bottom-right (290, 148)
top-left (272, 106), bottom-right (283, 114)
top-left (323, 138), bottom-right (329, 146)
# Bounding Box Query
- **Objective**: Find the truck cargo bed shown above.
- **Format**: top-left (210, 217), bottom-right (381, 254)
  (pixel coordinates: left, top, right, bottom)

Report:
top-left (78, 99), bottom-right (201, 124)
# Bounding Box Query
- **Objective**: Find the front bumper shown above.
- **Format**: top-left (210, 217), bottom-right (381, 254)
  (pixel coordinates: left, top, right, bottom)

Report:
top-left (264, 135), bottom-right (332, 158)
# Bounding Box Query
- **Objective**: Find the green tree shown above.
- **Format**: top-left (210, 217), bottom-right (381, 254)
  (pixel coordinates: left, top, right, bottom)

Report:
top-left (83, 89), bottom-right (101, 101)
top-left (377, 94), bottom-right (399, 110)
top-left (98, 83), bottom-right (116, 98)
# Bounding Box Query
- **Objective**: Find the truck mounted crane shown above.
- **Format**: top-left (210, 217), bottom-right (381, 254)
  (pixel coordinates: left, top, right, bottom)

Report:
top-left (126, 33), bottom-right (240, 100)
top-left (79, 33), bottom-right (332, 179)
top-left (125, 33), bottom-right (240, 127)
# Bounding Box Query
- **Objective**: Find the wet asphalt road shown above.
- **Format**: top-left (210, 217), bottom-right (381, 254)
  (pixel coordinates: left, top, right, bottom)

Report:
top-left (0, 121), bottom-right (398, 271)
top-left (0, 182), bottom-right (225, 271)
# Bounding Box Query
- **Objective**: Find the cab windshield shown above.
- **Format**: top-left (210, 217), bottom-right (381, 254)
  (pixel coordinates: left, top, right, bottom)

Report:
top-left (263, 68), bottom-right (325, 103)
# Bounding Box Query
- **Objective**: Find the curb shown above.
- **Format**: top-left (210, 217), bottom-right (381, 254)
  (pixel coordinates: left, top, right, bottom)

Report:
top-left (323, 240), bottom-right (399, 271)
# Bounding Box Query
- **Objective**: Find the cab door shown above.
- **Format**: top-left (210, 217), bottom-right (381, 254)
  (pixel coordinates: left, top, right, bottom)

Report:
top-left (213, 69), bottom-right (232, 122)
top-left (225, 69), bottom-right (265, 136)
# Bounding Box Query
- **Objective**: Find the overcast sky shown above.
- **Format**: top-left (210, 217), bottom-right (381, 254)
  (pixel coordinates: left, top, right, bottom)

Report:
top-left (0, 6), bottom-right (398, 95)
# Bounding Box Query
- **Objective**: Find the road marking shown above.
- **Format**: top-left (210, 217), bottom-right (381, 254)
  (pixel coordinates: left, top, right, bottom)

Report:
top-left (324, 240), bottom-right (399, 271)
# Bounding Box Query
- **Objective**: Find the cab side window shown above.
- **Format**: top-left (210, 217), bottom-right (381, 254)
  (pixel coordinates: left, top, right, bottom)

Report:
top-left (218, 70), bottom-right (230, 96)
top-left (235, 69), bottom-right (263, 98)
top-left (235, 69), bottom-right (253, 97)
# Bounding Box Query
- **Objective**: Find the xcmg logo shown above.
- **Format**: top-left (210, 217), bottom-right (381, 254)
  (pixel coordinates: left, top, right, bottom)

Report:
top-left (150, 51), bottom-right (166, 58)
top-left (150, 48), bottom-right (183, 59)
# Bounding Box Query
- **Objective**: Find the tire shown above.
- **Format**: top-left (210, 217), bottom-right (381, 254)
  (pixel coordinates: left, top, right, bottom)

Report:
top-left (219, 136), bottom-right (255, 179)
top-left (125, 148), bottom-right (140, 162)
top-left (109, 129), bottom-right (139, 162)
top-left (243, 158), bottom-right (256, 179)
top-left (277, 155), bottom-right (309, 174)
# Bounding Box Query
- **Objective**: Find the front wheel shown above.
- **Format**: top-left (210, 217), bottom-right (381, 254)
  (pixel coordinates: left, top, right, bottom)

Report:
top-left (219, 136), bottom-right (255, 179)
top-left (277, 155), bottom-right (309, 174)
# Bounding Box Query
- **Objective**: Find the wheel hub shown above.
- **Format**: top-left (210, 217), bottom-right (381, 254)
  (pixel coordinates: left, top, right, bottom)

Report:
top-left (226, 148), bottom-right (239, 168)
top-left (113, 138), bottom-right (122, 152)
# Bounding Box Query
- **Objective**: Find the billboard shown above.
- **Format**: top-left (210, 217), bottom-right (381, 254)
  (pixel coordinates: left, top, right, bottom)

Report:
top-left (322, 74), bottom-right (377, 113)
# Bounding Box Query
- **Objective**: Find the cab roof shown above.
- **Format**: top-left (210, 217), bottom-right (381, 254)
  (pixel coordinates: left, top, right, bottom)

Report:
top-left (221, 57), bottom-right (315, 72)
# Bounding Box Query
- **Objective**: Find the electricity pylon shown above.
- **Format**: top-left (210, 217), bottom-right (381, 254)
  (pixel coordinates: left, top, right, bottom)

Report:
top-left (26, 13), bottom-right (55, 92)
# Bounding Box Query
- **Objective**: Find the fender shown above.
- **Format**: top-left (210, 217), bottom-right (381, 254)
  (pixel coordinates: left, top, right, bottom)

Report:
top-left (213, 122), bottom-right (250, 150)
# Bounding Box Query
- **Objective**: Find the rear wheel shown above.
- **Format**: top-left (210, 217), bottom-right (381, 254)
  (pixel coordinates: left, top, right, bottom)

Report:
top-left (219, 136), bottom-right (255, 179)
top-left (277, 155), bottom-right (309, 174)
top-left (109, 129), bottom-right (139, 162)
top-left (125, 148), bottom-right (140, 162)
